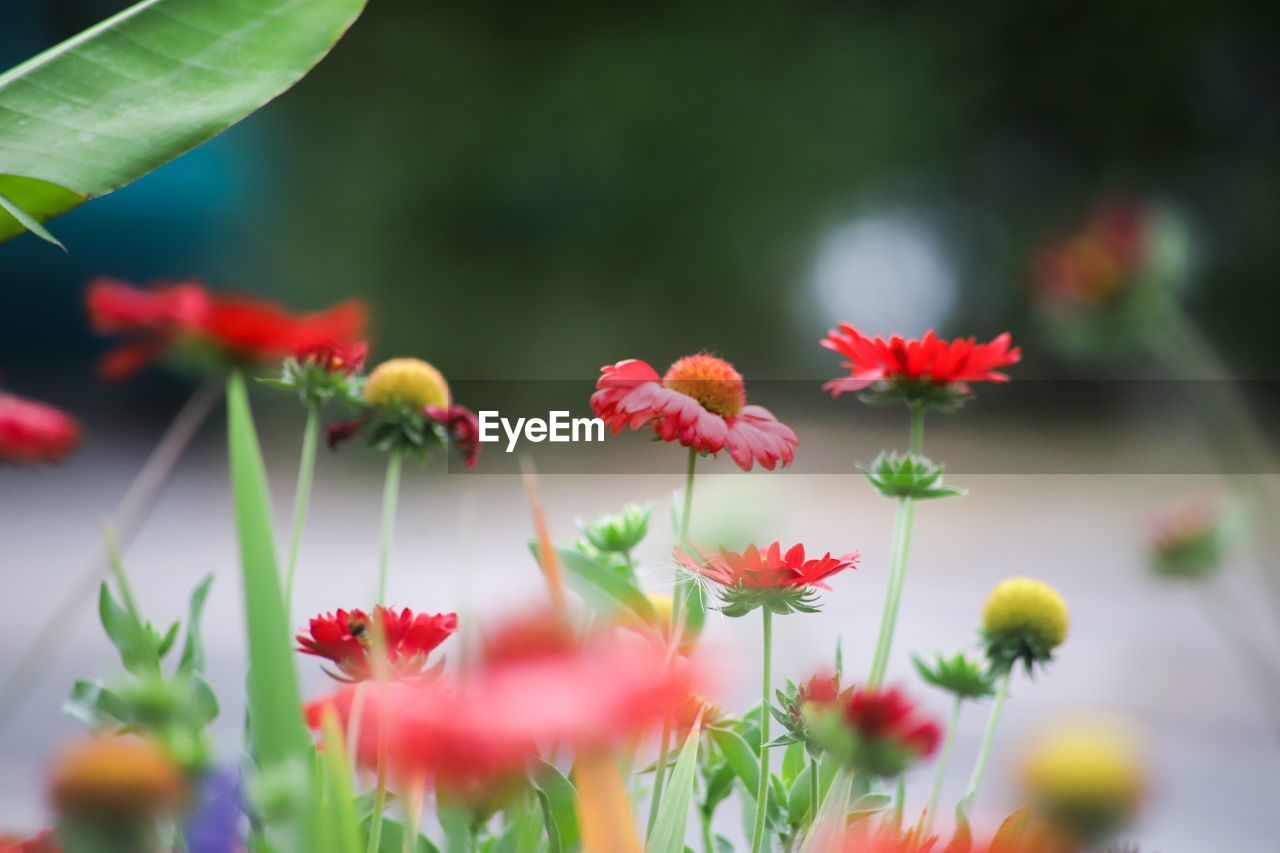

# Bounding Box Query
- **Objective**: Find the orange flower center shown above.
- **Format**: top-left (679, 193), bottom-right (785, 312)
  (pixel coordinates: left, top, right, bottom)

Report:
top-left (663, 354), bottom-right (746, 418)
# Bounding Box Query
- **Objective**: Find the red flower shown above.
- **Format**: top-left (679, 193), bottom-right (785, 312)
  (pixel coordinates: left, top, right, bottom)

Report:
top-left (296, 607), bottom-right (457, 682)
top-left (674, 542), bottom-right (858, 591)
top-left (0, 393), bottom-right (81, 465)
top-left (590, 354), bottom-right (797, 471)
top-left (0, 830), bottom-right (59, 853)
top-left (1035, 200), bottom-right (1148, 308)
top-left (821, 327), bottom-right (1020, 398)
top-left (425, 404), bottom-right (481, 468)
top-left (295, 339), bottom-right (369, 376)
top-left (843, 686), bottom-right (942, 759)
top-left (85, 278), bottom-right (367, 380)
top-left (201, 295), bottom-right (366, 361)
top-left (307, 619), bottom-right (697, 790)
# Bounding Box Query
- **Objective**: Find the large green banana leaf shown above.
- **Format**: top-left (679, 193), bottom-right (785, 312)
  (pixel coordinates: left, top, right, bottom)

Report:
top-left (0, 0), bottom-right (368, 245)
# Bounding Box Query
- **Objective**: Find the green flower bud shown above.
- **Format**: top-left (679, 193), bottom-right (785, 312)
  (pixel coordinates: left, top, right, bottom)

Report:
top-left (913, 651), bottom-right (996, 700)
top-left (578, 503), bottom-right (652, 554)
top-left (860, 451), bottom-right (965, 501)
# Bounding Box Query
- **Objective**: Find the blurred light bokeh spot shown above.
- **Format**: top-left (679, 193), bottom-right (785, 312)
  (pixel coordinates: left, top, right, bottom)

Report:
top-left (809, 214), bottom-right (956, 337)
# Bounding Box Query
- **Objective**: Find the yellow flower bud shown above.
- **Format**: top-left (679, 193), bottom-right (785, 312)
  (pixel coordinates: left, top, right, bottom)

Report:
top-left (1022, 719), bottom-right (1144, 842)
top-left (364, 358), bottom-right (450, 409)
top-left (983, 577), bottom-right (1069, 654)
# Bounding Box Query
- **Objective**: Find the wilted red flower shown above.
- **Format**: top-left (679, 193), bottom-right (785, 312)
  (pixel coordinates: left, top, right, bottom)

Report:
top-left (307, 622), bottom-right (696, 790)
top-left (296, 607), bottom-right (457, 682)
top-left (0, 393), bottom-right (81, 465)
top-left (295, 339), bottom-right (369, 376)
top-left (426, 404), bottom-right (481, 468)
top-left (85, 278), bottom-right (367, 380)
top-left (821, 327), bottom-right (1020, 398)
top-left (675, 542), bottom-right (857, 591)
top-left (1035, 200), bottom-right (1148, 308)
top-left (591, 354), bottom-right (798, 471)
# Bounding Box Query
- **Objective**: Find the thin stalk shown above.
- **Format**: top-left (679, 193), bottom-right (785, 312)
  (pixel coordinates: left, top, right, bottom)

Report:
top-left (866, 405), bottom-right (925, 688)
top-left (284, 399), bottom-right (321, 612)
top-left (697, 746), bottom-right (715, 853)
top-left (923, 696), bottom-right (964, 833)
top-left (807, 753), bottom-right (819, 826)
top-left (0, 379), bottom-right (222, 732)
top-left (866, 498), bottom-right (917, 687)
top-left (367, 757), bottom-right (389, 853)
top-left (958, 669), bottom-right (1013, 817)
top-left (751, 609), bottom-right (774, 853)
top-left (376, 450), bottom-right (403, 605)
top-left (403, 782), bottom-right (424, 853)
top-left (645, 717), bottom-right (674, 839)
top-left (1144, 301), bottom-right (1280, 622)
top-left (647, 447), bottom-right (699, 837)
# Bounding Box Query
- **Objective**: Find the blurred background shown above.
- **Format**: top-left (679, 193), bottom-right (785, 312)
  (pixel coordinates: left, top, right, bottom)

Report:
top-left (4, 0), bottom-right (1280, 849)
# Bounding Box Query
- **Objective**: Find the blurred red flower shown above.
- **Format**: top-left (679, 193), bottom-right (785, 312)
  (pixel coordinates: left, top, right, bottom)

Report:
top-left (591, 354), bottom-right (797, 471)
top-left (674, 542), bottom-right (858, 591)
top-left (0, 830), bottom-right (59, 853)
top-left (295, 339), bottom-right (369, 376)
top-left (307, 622), bottom-right (697, 789)
top-left (85, 278), bottom-right (367, 380)
top-left (425, 404), bottom-right (481, 468)
top-left (821, 327), bottom-right (1020, 398)
top-left (1035, 200), bottom-right (1148, 308)
top-left (843, 686), bottom-right (942, 759)
top-left (0, 393), bottom-right (81, 465)
top-left (296, 607), bottom-right (457, 682)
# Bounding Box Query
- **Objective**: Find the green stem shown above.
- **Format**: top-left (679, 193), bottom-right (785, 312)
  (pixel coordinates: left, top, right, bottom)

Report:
top-left (909, 404), bottom-right (925, 455)
top-left (376, 450), bottom-right (403, 605)
top-left (923, 696), bottom-right (963, 833)
top-left (285, 399), bottom-right (320, 612)
top-left (866, 497), bottom-right (917, 687)
top-left (645, 717), bottom-right (674, 839)
top-left (958, 668), bottom-right (1012, 817)
top-left (698, 747), bottom-right (715, 853)
top-left (866, 406), bottom-right (925, 688)
top-left (751, 608), bottom-right (774, 853)
top-left (1143, 301), bottom-right (1280, 622)
top-left (649, 446), bottom-right (699, 836)
top-left (367, 757), bottom-right (389, 853)
top-left (807, 753), bottom-right (819, 826)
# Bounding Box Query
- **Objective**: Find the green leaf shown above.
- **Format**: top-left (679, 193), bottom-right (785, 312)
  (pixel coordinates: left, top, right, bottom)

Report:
top-left (546, 546), bottom-right (657, 624)
top-left (357, 818), bottom-right (440, 853)
top-left (63, 679), bottom-right (107, 729)
top-left (781, 741), bottom-right (805, 787)
top-left (533, 760), bottom-right (580, 851)
top-left (155, 621), bottom-right (181, 660)
top-left (226, 372), bottom-right (315, 843)
top-left (437, 802), bottom-right (473, 853)
top-left (318, 707), bottom-right (361, 853)
top-left (97, 582), bottom-right (158, 676)
top-left (0, 0), bottom-right (370, 244)
top-left (186, 672), bottom-right (220, 727)
top-left (178, 574), bottom-right (215, 676)
top-left (647, 723), bottom-right (703, 853)
top-left (849, 792), bottom-right (892, 818)
top-left (786, 765), bottom-right (811, 827)
top-left (708, 728), bottom-right (759, 804)
top-left (0, 189), bottom-right (65, 249)
top-left (701, 763), bottom-right (735, 817)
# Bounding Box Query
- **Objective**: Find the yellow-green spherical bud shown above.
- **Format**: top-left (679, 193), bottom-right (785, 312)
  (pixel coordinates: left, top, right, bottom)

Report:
top-left (364, 358), bottom-right (450, 409)
top-left (983, 577), bottom-right (1069, 651)
top-left (1022, 719), bottom-right (1144, 842)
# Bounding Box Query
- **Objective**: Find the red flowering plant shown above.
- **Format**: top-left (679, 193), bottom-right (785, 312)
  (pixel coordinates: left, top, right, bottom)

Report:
top-left (804, 686), bottom-right (942, 780)
top-left (0, 391), bottom-right (81, 465)
top-left (296, 607), bottom-right (457, 682)
top-left (86, 277), bottom-right (367, 381)
top-left (591, 353), bottom-right (798, 473)
top-left (675, 542), bottom-right (858, 617)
